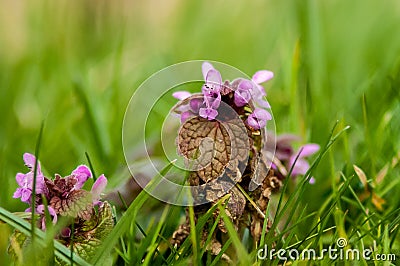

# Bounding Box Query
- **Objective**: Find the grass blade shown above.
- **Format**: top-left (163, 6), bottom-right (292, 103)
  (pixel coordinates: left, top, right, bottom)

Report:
top-left (91, 160), bottom-right (176, 265)
top-left (0, 207), bottom-right (90, 266)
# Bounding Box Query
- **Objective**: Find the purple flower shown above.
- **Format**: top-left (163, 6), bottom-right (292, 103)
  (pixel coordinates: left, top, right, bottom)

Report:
top-left (252, 70), bottom-right (274, 85)
top-left (234, 80), bottom-right (253, 107)
top-left (200, 63), bottom-right (222, 120)
top-left (246, 108), bottom-right (272, 129)
top-left (199, 107), bottom-right (218, 120)
top-left (36, 204), bottom-right (57, 230)
top-left (12, 151), bottom-right (112, 253)
top-left (25, 204), bottom-right (58, 230)
top-left (289, 144), bottom-right (320, 176)
top-left (275, 134), bottom-right (301, 161)
top-left (189, 98), bottom-right (203, 113)
top-left (91, 174), bottom-right (108, 205)
top-left (202, 61), bottom-right (215, 80)
top-left (231, 69), bottom-right (273, 109)
top-left (72, 165), bottom-right (92, 189)
top-left (175, 98), bottom-right (204, 123)
top-left (172, 91), bottom-right (192, 100)
top-left (180, 111), bottom-right (192, 123)
top-left (13, 153), bottom-right (46, 203)
top-left (250, 70), bottom-right (273, 108)
top-left (202, 69), bottom-right (222, 108)
top-left (23, 153), bottom-right (42, 171)
top-left (273, 135), bottom-right (320, 183)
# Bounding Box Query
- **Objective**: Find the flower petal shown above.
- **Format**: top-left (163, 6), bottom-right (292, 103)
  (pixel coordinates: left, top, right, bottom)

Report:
top-left (205, 69), bottom-right (222, 89)
top-left (255, 84), bottom-right (267, 97)
top-left (16, 173), bottom-right (26, 186)
top-left (37, 204), bottom-right (45, 213)
top-left (256, 98), bottom-right (271, 108)
top-left (204, 94), bottom-right (221, 109)
top-left (23, 171), bottom-right (46, 194)
top-left (48, 206), bottom-right (58, 223)
top-left (189, 98), bottom-right (203, 113)
top-left (290, 158), bottom-right (310, 176)
top-left (72, 165), bottom-right (92, 189)
top-left (172, 91), bottom-right (192, 100)
top-left (234, 89), bottom-right (252, 107)
top-left (180, 111), bottom-right (192, 123)
top-left (238, 80), bottom-right (253, 91)
top-left (37, 205), bottom-right (58, 230)
top-left (252, 70), bottom-right (274, 84)
top-left (253, 108), bottom-right (272, 121)
top-left (13, 188), bottom-right (23, 199)
top-left (23, 153), bottom-right (37, 169)
top-left (23, 153), bottom-right (43, 178)
top-left (21, 189), bottom-right (32, 203)
top-left (246, 115), bottom-right (261, 129)
top-left (72, 165), bottom-right (92, 177)
top-left (91, 174), bottom-right (108, 203)
top-left (246, 108), bottom-right (272, 129)
top-left (199, 108), bottom-right (218, 120)
top-left (275, 146), bottom-right (293, 161)
top-left (202, 62), bottom-right (215, 80)
top-left (298, 144), bottom-right (320, 158)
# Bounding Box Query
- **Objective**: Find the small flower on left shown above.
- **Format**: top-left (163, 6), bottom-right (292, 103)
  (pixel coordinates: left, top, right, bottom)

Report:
top-left (9, 153), bottom-right (114, 263)
top-left (13, 153), bottom-right (47, 203)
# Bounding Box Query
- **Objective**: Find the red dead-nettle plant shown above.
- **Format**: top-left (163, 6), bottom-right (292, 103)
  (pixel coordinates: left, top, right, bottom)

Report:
top-left (9, 153), bottom-right (114, 263)
top-left (171, 62), bottom-right (319, 260)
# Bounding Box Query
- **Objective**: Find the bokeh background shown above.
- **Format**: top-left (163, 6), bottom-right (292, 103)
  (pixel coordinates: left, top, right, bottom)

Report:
top-left (1, 0), bottom-right (400, 262)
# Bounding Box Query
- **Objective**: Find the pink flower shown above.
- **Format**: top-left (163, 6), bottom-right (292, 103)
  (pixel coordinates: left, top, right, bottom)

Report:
top-left (250, 70), bottom-right (273, 108)
top-left (189, 98), bottom-right (203, 113)
top-left (25, 204), bottom-right (57, 230)
top-left (72, 165), bottom-right (92, 189)
top-left (200, 63), bottom-right (222, 120)
top-left (202, 70), bottom-right (222, 106)
top-left (36, 205), bottom-right (57, 230)
top-left (246, 108), bottom-right (272, 129)
top-left (172, 91), bottom-right (192, 100)
top-left (289, 144), bottom-right (320, 176)
top-left (174, 98), bottom-right (204, 123)
top-left (275, 134), bottom-right (301, 161)
top-left (91, 174), bottom-right (108, 205)
top-left (273, 135), bottom-right (320, 183)
top-left (199, 107), bottom-right (218, 120)
top-left (180, 111), bottom-right (192, 123)
top-left (252, 70), bottom-right (274, 87)
top-left (234, 80), bottom-right (253, 107)
top-left (201, 61), bottom-right (215, 80)
top-left (13, 153), bottom-right (47, 203)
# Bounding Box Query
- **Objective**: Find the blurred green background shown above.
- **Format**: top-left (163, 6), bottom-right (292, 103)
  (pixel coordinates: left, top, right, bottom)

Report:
top-left (1, 0), bottom-right (400, 261)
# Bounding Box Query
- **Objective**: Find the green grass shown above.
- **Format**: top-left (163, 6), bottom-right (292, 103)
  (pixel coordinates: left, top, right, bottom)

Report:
top-left (1, 0), bottom-right (400, 265)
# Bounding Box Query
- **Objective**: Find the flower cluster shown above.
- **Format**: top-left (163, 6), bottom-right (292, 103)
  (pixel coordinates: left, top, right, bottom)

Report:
top-left (172, 62), bottom-right (273, 129)
top-left (13, 153), bottom-right (109, 232)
